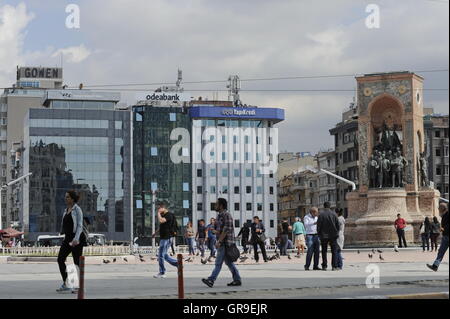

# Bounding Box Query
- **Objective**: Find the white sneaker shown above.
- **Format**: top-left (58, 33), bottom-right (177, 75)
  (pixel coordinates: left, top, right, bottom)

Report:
top-left (153, 273), bottom-right (166, 279)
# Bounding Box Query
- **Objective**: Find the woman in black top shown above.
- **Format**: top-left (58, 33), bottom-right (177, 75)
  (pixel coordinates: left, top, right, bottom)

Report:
top-left (56, 191), bottom-right (87, 293)
top-left (430, 216), bottom-right (441, 252)
top-left (420, 217), bottom-right (432, 252)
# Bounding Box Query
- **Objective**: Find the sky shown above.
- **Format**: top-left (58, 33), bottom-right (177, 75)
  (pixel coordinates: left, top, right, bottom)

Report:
top-left (0, 0), bottom-right (448, 153)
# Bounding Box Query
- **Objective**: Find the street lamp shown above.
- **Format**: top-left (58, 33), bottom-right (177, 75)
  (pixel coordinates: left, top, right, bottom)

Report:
top-left (0, 172), bottom-right (33, 230)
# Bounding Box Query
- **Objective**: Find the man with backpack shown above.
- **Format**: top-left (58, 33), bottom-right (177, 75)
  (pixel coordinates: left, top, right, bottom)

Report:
top-left (153, 203), bottom-right (178, 279)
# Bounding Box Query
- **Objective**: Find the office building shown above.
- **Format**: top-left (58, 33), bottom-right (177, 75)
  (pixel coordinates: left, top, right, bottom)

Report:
top-left (21, 89), bottom-right (131, 241)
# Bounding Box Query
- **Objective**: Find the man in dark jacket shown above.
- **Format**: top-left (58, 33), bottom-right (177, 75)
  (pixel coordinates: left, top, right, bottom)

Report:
top-left (317, 202), bottom-right (340, 271)
top-left (237, 221), bottom-right (251, 254)
top-left (250, 216), bottom-right (268, 263)
top-left (427, 203), bottom-right (449, 272)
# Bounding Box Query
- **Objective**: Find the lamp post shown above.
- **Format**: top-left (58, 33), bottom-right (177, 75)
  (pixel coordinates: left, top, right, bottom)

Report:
top-left (0, 172), bottom-right (33, 230)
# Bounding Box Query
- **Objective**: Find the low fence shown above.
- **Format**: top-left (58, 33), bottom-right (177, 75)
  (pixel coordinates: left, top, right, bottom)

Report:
top-left (1, 244), bottom-right (288, 256)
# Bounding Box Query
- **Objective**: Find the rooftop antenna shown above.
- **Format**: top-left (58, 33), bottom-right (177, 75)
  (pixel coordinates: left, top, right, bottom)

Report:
top-left (176, 69), bottom-right (182, 89)
top-left (227, 75), bottom-right (241, 107)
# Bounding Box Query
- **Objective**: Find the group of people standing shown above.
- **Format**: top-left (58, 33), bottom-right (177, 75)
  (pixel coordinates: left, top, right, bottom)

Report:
top-left (184, 218), bottom-right (217, 262)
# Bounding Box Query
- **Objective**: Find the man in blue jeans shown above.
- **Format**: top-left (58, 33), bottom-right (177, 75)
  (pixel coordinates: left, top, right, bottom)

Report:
top-left (206, 218), bottom-right (217, 261)
top-left (202, 198), bottom-right (241, 288)
top-left (303, 207), bottom-right (321, 271)
top-left (427, 203), bottom-right (449, 272)
top-left (153, 204), bottom-right (178, 279)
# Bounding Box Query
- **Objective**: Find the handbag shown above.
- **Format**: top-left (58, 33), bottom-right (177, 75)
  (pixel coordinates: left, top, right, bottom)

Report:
top-left (225, 243), bottom-right (240, 262)
top-left (256, 232), bottom-right (267, 243)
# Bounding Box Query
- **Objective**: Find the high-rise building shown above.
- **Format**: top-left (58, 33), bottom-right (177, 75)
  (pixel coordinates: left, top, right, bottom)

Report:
top-left (329, 104), bottom-right (359, 215)
top-left (21, 90), bottom-right (131, 241)
top-left (424, 112), bottom-right (449, 200)
top-left (132, 94), bottom-right (285, 240)
top-left (1, 66), bottom-right (63, 229)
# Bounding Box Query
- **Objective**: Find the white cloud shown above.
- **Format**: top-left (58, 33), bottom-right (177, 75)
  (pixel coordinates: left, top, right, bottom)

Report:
top-left (0, 3), bottom-right (34, 87)
top-left (52, 44), bottom-right (91, 63)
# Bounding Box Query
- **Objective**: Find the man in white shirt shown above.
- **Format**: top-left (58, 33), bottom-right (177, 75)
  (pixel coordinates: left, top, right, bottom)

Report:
top-left (304, 207), bottom-right (321, 271)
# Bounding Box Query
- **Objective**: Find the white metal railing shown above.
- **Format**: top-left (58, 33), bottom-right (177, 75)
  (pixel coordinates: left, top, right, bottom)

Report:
top-left (1, 245), bottom-right (296, 256)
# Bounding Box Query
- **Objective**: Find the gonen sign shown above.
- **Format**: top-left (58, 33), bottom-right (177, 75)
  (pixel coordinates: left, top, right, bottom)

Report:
top-left (17, 67), bottom-right (63, 79)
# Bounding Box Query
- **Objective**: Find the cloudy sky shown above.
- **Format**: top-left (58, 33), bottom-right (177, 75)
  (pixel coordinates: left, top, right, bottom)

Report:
top-left (0, 0), bottom-right (448, 153)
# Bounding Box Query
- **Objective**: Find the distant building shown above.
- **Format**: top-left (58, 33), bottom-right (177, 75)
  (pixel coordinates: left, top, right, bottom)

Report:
top-left (22, 90), bottom-right (131, 241)
top-left (277, 151), bottom-right (316, 180)
top-left (315, 150), bottom-right (337, 210)
top-left (1, 66), bottom-right (63, 229)
top-left (424, 112), bottom-right (449, 200)
top-left (329, 104), bottom-right (359, 215)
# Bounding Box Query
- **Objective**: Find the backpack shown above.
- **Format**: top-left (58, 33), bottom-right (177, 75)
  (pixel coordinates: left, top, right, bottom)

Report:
top-left (169, 213), bottom-right (179, 237)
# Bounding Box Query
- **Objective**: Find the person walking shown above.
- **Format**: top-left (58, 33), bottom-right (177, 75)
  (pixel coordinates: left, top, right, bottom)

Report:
top-left (185, 221), bottom-right (195, 256)
top-left (153, 203), bottom-right (178, 279)
top-left (394, 214), bottom-right (408, 248)
top-left (250, 216), bottom-right (268, 263)
top-left (420, 217), bottom-right (432, 252)
top-left (206, 218), bottom-right (217, 261)
top-left (292, 217), bottom-right (306, 257)
top-left (196, 219), bottom-right (207, 260)
top-left (427, 203), bottom-right (449, 272)
top-left (430, 216), bottom-right (441, 252)
top-left (304, 207), bottom-right (321, 271)
top-left (336, 208), bottom-right (345, 270)
top-left (202, 198), bottom-right (242, 288)
top-left (317, 202), bottom-right (340, 271)
top-left (237, 221), bottom-right (251, 254)
top-left (56, 191), bottom-right (87, 293)
top-left (280, 218), bottom-right (291, 256)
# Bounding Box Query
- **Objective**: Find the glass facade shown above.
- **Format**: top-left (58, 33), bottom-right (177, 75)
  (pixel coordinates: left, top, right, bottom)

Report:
top-left (133, 106), bottom-right (192, 242)
top-left (23, 108), bottom-right (131, 241)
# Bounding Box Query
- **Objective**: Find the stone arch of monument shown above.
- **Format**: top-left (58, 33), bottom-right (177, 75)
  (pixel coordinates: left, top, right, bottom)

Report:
top-left (367, 93), bottom-right (405, 156)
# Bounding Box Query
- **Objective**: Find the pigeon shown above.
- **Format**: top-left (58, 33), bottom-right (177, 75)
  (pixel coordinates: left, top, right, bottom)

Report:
top-left (150, 256), bottom-right (157, 261)
top-left (288, 254), bottom-right (292, 260)
top-left (357, 250), bottom-right (360, 254)
top-left (201, 258), bottom-right (207, 265)
top-left (394, 245), bottom-right (399, 252)
top-left (377, 249), bottom-right (383, 254)
top-left (139, 257), bottom-right (146, 262)
top-left (112, 258), bottom-right (117, 263)
top-left (185, 257), bottom-right (193, 263)
top-left (368, 254), bottom-right (373, 259)
top-left (379, 255), bottom-right (384, 261)
top-left (138, 254), bottom-right (144, 259)
top-left (103, 259), bottom-right (110, 264)
top-left (372, 249), bottom-right (376, 254)
top-left (123, 257), bottom-right (128, 262)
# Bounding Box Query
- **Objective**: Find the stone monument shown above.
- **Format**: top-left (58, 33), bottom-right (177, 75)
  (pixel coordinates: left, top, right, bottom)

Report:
top-left (345, 72), bottom-right (441, 246)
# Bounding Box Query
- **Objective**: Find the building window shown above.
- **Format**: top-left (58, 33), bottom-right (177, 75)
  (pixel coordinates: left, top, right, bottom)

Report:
top-left (270, 203), bottom-right (274, 211)
top-left (436, 167), bottom-right (442, 175)
top-left (269, 187), bottom-right (274, 195)
top-left (246, 203), bottom-right (252, 211)
top-left (210, 203), bottom-right (216, 211)
top-left (246, 186), bottom-right (252, 194)
top-left (257, 203), bottom-right (263, 211)
top-left (246, 169), bottom-right (252, 177)
top-left (222, 186), bottom-right (228, 194)
top-left (235, 220), bottom-right (240, 228)
top-left (257, 186), bottom-right (263, 194)
top-left (197, 169), bottom-right (202, 177)
top-left (210, 169), bottom-right (216, 177)
top-left (183, 183), bottom-right (189, 192)
top-left (234, 186), bottom-right (240, 194)
top-left (234, 169), bottom-right (240, 177)
top-left (210, 185), bottom-right (216, 193)
top-left (435, 130), bottom-right (441, 138)
top-left (235, 203), bottom-right (240, 211)
top-left (150, 182), bottom-right (158, 191)
top-left (136, 113), bottom-right (143, 122)
top-left (150, 147), bottom-right (158, 156)
top-left (222, 135), bottom-right (226, 144)
top-left (197, 186), bottom-right (203, 194)
top-left (222, 169), bottom-right (228, 177)
top-left (270, 220), bottom-right (274, 228)
top-left (197, 203), bottom-right (203, 211)
top-left (169, 113), bottom-right (176, 122)
top-left (436, 148), bottom-right (441, 157)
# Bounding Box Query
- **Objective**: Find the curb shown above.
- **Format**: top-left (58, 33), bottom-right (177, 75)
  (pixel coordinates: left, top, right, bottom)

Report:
top-left (388, 292), bottom-right (449, 299)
